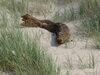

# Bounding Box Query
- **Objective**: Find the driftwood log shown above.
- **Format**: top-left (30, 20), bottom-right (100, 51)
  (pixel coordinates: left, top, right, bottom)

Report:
top-left (21, 14), bottom-right (70, 44)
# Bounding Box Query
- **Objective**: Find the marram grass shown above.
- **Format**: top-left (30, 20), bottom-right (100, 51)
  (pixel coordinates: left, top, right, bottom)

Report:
top-left (0, 28), bottom-right (58, 75)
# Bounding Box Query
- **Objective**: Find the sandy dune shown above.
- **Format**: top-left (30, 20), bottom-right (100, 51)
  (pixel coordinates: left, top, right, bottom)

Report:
top-left (1, 17), bottom-right (100, 75)
top-left (22, 20), bottom-right (100, 75)
top-left (1, 1), bottom-right (100, 75)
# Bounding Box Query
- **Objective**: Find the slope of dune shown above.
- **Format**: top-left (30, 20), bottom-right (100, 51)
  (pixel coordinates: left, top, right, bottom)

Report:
top-left (0, 1), bottom-right (100, 75)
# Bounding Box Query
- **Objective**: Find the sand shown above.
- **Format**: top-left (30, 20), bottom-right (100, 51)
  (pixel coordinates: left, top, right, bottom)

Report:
top-left (22, 20), bottom-right (100, 75)
top-left (1, 1), bottom-right (100, 75)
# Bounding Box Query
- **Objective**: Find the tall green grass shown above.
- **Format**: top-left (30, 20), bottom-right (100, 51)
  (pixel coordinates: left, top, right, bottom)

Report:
top-left (0, 9), bottom-right (21, 28)
top-left (79, 0), bottom-right (100, 29)
top-left (0, 0), bottom-right (55, 16)
top-left (0, 0), bottom-right (59, 74)
top-left (0, 29), bottom-right (58, 75)
top-left (0, 10), bottom-right (8, 28)
top-left (79, 0), bottom-right (100, 48)
top-left (93, 33), bottom-right (100, 49)
top-left (52, 7), bottom-right (77, 23)
top-left (63, 0), bottom-right (100, 48)
top-left (0, 0), bottom-right (28, 14)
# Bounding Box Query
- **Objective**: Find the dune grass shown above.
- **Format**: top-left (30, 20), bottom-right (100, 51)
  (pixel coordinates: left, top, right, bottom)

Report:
top-left (62, 0), bottom-right (100, 48)
top-left (0, 0), bottom-right (28, 14)
top-left (93, 33), bottom-right (100, 49)
top-left (0, 28), bottom-right (58, 75)
top-left (0, 0), bottom-right (55, 17)
top-left (0, 0), bottom-right (100, 75)
top-left (0, 0), bottom-right (59, 75)
top-left (52, 7), bottom-right (77, 23)
top-left (79, 0), bottom-right (100, 48)
top-left (64, 52), bottom-right (96, 70)
top-left (77, 52), bottom-right (95, 69)
top-left (79, 0), bottom-right (100, 34)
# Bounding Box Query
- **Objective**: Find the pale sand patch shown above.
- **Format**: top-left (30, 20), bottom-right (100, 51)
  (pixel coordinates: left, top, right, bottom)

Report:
top-left (21, 21), bottom-right (100, 75)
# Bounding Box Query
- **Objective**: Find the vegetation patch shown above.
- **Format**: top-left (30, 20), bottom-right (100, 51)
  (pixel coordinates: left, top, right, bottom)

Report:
top-left (0, 29), bottom-right (58, 75)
